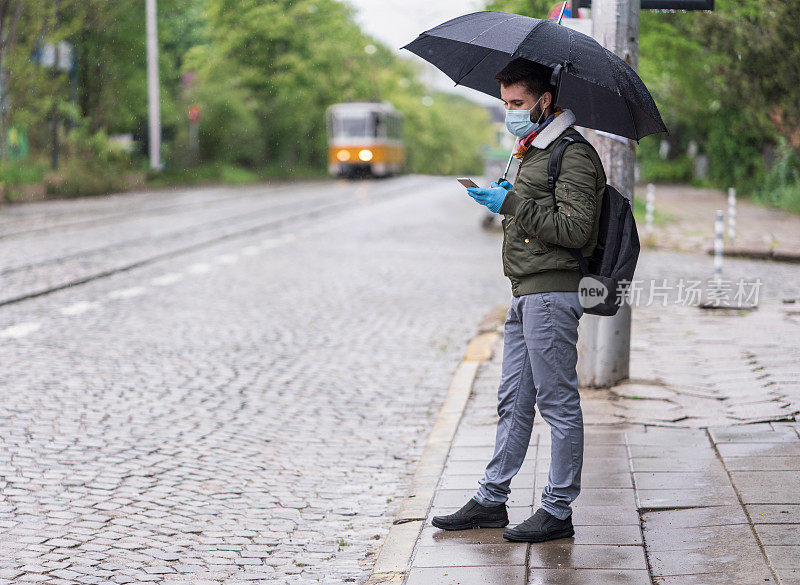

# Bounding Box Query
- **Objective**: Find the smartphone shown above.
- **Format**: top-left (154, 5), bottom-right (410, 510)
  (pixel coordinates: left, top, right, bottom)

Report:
top-left (457, 178), bottom-right (478, 188)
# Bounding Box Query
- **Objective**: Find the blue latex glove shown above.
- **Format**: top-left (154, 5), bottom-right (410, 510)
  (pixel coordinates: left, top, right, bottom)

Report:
top-left (467, 181), bottom-right (512, 213)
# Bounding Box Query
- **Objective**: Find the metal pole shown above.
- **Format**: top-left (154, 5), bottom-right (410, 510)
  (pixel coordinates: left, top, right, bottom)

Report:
top-left (714, 209), bottom-right (724, 284)
top-left (727, 187), bottom-right (736, 246)
top-left (146, 0), bottom-right (161, 171)
top-left (577, 0), bottom-right (639, 387)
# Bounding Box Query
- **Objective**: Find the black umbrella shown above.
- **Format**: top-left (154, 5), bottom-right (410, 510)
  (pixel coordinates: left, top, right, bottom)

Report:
top-left (402, 11), bottom-right (667, 141)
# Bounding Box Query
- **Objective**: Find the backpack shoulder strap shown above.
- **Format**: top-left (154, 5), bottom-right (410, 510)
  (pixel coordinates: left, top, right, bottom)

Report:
top-left (546, 133), bottom-right (594, 275)
top-left (546, 133), bottom-right (593, 194)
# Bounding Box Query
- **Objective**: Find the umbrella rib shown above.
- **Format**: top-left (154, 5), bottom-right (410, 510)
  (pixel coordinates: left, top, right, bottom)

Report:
top-left (465, 15), bottom-right (525, 44)
top-left (623, 94), bottom-right (639, 142)
top-left (454, 47), bottom-right (504, 88)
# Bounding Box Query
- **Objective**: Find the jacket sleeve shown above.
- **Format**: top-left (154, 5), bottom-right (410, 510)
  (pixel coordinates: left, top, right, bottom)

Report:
top-left (498, 145), bottom-right (599, 249)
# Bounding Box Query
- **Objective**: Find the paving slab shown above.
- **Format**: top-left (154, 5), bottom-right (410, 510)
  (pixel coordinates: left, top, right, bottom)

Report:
top-left (747, 504), bottom-right (800, 524)
top-left (635, 486), bottom-right (740, 509)
top-left (642, 524), bottom-right (758, 552)
top-left (527, 543), bottom-right (648, 570)
top-left (729, 471), bottom-right (800, 504)
top-left (412, 543), bottom-right (527, 568)
top-left (527, 568), bottom-right (651, 584)
top-left (632, 471), bottom-right (730, 490)
top-left (762, 546), bottom-right (800, 570)
top-left (724, 456), bottom-right (800, 471)
top-left (754, 524), bottom-right (800, 546)
top-left (639, 506), bottom-right (749, 530)
top-left (646, 547), bottom-right (772, 578)
top-left (716, 442), bottom-right (800, 457)
top-left (652, 573), bottom-right (778, 585)
top-left (405, 565), bottom-right (527, 585)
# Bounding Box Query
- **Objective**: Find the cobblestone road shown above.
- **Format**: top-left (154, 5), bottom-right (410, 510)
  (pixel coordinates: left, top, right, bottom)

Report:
top-left (0, 177), bottom-right (510, 584)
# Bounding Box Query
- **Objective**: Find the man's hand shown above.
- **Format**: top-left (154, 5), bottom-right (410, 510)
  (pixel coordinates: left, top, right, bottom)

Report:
top-left (467, 181), bottom-right (512, 213)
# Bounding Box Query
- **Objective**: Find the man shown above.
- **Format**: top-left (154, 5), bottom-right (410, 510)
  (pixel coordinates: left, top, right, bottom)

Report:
top-left (432, 58), bottom-right (606, 542)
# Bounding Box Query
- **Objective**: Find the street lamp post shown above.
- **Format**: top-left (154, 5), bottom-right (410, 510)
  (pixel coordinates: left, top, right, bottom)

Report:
top-left (146, 0), bottom-right (161, 171)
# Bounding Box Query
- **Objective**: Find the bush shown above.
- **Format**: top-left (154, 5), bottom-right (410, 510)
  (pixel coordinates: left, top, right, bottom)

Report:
top-left (46, 157), bottom-right (128, 198)
top-left (639, 155), bottom-right (694, 184)
top-left (0, 160), bottom-right (47, 185)
top-left (751, 140), bottom-right (800, 214)
top-left (177, 77), bottom-right (264, 168)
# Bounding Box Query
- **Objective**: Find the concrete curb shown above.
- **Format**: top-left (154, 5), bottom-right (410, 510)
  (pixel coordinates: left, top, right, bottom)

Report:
top-left (366, 330), bottom-right (499, 584)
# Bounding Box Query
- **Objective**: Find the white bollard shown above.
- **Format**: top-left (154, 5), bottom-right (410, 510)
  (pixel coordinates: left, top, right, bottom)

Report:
top-left (714, 209), bottom-right (724, 284)
top-left (727, 187), bottom-right (737, 246)
top-left (645, 183), bottom-right (655, 239)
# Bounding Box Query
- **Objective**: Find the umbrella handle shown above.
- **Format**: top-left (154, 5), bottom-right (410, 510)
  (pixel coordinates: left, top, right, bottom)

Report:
top-left (500, 152), bottom-right (514, 182)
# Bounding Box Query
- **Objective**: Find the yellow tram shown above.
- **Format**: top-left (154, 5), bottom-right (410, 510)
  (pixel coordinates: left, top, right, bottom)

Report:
top-left (326, 102), bottom-right (405, 178)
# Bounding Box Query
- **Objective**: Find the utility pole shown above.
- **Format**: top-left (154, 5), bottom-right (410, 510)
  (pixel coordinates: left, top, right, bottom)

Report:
top-left (146, 0), bottom-right (161, 170)
top-left (577, 0), bottom-right (639, 387)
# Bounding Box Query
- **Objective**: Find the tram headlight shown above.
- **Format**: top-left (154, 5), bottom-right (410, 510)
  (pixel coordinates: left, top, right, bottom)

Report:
top-left (336, 150), bottom-right (351, 162)
top-left (358, 149), bottom-right (374, 162)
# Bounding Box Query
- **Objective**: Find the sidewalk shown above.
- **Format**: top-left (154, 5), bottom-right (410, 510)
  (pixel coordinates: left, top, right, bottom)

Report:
top-left (366, 184), bottom-right (800, 584)
top-left (633, 184), bottom-right (800, 257)
top-left (384, 331), bottom-right (800, 585)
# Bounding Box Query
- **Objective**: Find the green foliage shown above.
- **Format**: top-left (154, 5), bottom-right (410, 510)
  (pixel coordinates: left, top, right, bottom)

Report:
top-left (168, 59), bottom-right (264, 168)
top-left (47, 157), bottom-right (128, 198)
top-left (394, 92), bottom-right (493, 175)
top-left (640, 155), bottom-right (694, 184)
top-left (0, 160), bottom-right (47, 186)
top-left (5, 0), bottom-right (496, 196)
top-left (636, 1), bottom-right (799, 212)
top-left (485, 0), bottom-right (555, 17)
top-left (751, 139), bottom-right (800, 214)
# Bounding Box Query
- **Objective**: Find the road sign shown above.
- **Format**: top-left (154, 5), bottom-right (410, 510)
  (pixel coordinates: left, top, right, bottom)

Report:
top-left (188, 105), bottom-right (201, 124)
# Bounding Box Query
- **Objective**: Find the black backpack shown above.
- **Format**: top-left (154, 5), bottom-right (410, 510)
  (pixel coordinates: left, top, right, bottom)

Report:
top-left (547, 135), bottom-right (640, 316)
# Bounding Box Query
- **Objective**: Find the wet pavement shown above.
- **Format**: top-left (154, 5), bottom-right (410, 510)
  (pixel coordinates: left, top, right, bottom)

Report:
top-left (400, 334), bottom-right (800, 585)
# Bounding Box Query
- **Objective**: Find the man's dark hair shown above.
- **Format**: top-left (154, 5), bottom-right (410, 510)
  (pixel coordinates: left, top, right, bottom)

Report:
top-left (495, 58), bottom-right (557, 100)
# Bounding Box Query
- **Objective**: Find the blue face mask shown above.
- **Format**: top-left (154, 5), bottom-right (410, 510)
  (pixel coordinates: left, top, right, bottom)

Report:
top-left (504, 94), bottom-right (546, 137)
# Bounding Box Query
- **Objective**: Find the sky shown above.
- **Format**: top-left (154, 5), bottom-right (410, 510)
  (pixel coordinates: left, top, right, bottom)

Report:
top-left (343, 0), bottom-right (499, 106)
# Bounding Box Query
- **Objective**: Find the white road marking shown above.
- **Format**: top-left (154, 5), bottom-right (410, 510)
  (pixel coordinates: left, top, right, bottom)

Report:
top-left (214, 254), bottom-right (239, 265)
top-left (241, 246), bottom-right (262, 256)
top-left (188, 262), bottom-right (213, 274)
top-left (60, 302), bottom-right (98, 316)
top-left (151, 273), bottom-right (183, 286)
top-left (1, 322), bottom-right (41, 338)
top-left (108, 286), bottom-right (147, 299)
top-left (262, 235), bottom-right (295, 248)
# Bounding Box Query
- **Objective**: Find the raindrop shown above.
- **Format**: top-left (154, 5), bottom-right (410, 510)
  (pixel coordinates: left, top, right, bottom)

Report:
top-left (421, 96), bottom-right (434, 107)
top-left (364, 44), bottom-right (377, 55)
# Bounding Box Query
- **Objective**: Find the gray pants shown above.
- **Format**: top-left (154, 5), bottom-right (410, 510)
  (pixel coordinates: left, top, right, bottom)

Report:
top-left (474, 292), bottom-right (584, 521)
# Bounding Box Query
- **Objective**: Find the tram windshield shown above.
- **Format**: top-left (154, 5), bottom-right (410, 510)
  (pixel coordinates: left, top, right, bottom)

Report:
top-left (332, 116), bottom-right (369, 138)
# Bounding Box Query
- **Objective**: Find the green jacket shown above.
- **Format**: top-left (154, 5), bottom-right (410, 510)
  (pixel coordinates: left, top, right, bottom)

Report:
top-left (498, 109), bottom-right (606, 297)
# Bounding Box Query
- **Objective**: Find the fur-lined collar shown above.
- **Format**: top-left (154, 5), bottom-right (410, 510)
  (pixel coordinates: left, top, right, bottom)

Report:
top-left (531, 109), bottom-right (576, 149)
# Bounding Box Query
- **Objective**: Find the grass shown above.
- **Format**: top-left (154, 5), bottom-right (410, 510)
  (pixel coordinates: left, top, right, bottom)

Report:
top-left (146, 161), bottom-right (328, 189)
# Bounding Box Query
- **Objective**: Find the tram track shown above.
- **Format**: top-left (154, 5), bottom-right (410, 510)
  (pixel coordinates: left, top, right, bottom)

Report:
top-left (0, 175), bottom-right (430, 307)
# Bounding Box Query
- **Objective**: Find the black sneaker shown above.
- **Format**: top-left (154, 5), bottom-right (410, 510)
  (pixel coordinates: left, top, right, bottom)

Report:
top-left (431, 498), bottom-right (509, 530)
top-left (502, 508), bottom-right (575, 542)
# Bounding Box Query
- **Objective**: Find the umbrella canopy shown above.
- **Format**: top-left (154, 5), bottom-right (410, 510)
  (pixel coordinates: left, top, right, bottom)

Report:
top-left (402, 11), bottom-right (667, 141)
